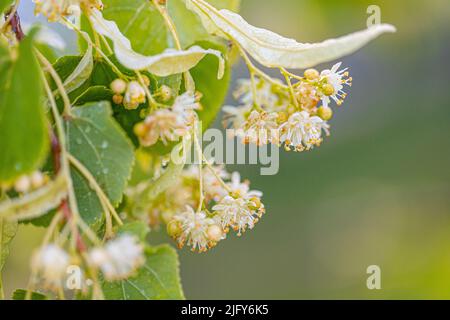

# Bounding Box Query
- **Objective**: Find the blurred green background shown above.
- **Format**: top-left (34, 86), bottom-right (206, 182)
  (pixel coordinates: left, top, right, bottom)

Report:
top-left (4, 0), bottom-right (450, 299)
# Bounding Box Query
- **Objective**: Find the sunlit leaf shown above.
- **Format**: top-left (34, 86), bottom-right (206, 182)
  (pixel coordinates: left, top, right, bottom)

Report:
top-left (0, 0), bottom-right (13, 14)
top-left (0, 31), bottom-right (49, 183)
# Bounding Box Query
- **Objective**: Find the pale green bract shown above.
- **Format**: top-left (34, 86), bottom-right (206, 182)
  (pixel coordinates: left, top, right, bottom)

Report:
top-left (61, 32), bottom-right (93, 94)
top-left (89, 8), bottom-right (225, 79)
top-left (185, 0), bottom-right (396, 69)
top-left (0, 173), bottom-right (67, 221)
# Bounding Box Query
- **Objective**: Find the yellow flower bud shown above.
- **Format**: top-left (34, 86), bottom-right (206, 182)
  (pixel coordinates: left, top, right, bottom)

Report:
top-left (112, 94), bottom-right (123, 105)
top-left (322, 84), bottom-right (335, 96)
top-left (304, 68), bottom-right (319, 80)
top-left (317, 106), bottom-right (333, 120)
top-left (167, 220), bottom-right (182, 238)
top-left (159, 85), bottom-right (172, 102)
top-left (133, 122), bottom-right (147, 137)
top-left (110, 79), bottom-right (127, 95)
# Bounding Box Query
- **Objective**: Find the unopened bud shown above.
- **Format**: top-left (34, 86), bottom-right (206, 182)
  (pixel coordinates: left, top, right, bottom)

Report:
top-left (167, 220), bottom-right (182, 238)
top-left (112, 94), bottom-right (123, 105)
top-left (159, 85), bottom-right (172, 102)
top-left (14, 175), bottom-right (31, 193)
top-left (133, 122), bottom-right (147, 137)
top-left (30, 171), bottom-right (45, 189)
top-left (206, 225), bottom-right (223, 242)
top-left (304, 68), bottom-right (319, 80)
top-left (317, 106), bottom-right (333, 120)
top-left (110, 79), bottom-right (127, 94)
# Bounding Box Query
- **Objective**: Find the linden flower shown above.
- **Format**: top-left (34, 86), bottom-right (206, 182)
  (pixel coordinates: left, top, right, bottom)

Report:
top-left (238, 110), bottom-right (280, 145)
top-left (183, 164), bottom-right (229, 201)
top-left (33, 0), bottom-right (102, 22)
top-left (295, 82), bottom-right (320, 111)
top-left (170, 206), bottom-right (224, 253)
top-left (222, 104), bottom-right (252, 130)
top-left (138, 109), bottom-right (188, 146)
top-left (319, 62), bottom-right (352, 107)
top-left (234, 78), bottom-right (286, 111)
top-left (31, 244), bottom-right (70, 290)
top-left (123, 81), bottom-right (146, 110)
top-left (227, 172), bottom-right (263, 199)
top-left (279, 111), bottom-right (330, 152)
top-left (172, 92), bottom-right (201, 125)
top-left (213, 195), bottom-right (264, 236)
top-left (88, 234), bottom-right (145, 281)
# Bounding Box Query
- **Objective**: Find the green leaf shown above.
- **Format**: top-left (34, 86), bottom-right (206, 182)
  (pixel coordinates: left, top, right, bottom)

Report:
top-left (0, 217), bottom-right (17, 272)
top-left (0, 1), bottom-right (13, 14)
top-left (66, 101), bottom-right (134, 226)
top-left (73, 86), bottom-right (113, 106)
top-left (102, 0), bottom-right (170, 55)
top-left (102, 244), bottom-right (184, 300)
top-left (191, 41), bottom-right (231, 129)
top-left (12, 289), bottom-right (48, 300)
top-left (0, 31), bottom-right (49, 183)
top-left (117, 221), bottom-right (149, 241)
top-left (100, 0), bottom-right (239, 53)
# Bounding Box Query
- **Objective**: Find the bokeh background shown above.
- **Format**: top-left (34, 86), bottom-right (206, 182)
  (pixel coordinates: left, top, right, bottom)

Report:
top-left (4, 0), bottom-right (450, 299)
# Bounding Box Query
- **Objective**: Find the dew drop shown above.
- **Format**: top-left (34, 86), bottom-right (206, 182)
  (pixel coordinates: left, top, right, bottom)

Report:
top-left (101, 141), bottom-right (109, 149)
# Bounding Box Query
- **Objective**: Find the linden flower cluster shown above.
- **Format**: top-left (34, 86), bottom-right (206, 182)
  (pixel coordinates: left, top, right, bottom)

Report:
top-left (150, 164), bottom-right (264, 252)
top-left (30, 234), bottom-right (144, 291)
top-left (224, 63), bottom-right (352, 152)
top-left (88, 234), bottom-right (145, 281)
top-left (133, 92), bottom-right (201, 147)
top-left (110, 78), bottom-right (149, 110)
top-left (33, 0), bottom-right (103, 22)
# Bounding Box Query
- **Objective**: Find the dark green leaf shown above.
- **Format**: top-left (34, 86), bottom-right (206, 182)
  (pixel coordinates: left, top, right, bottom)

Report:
top-left (66, 101), bottom-right (134, 226)
top-left (12, 289), bottom-right (48, 300)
